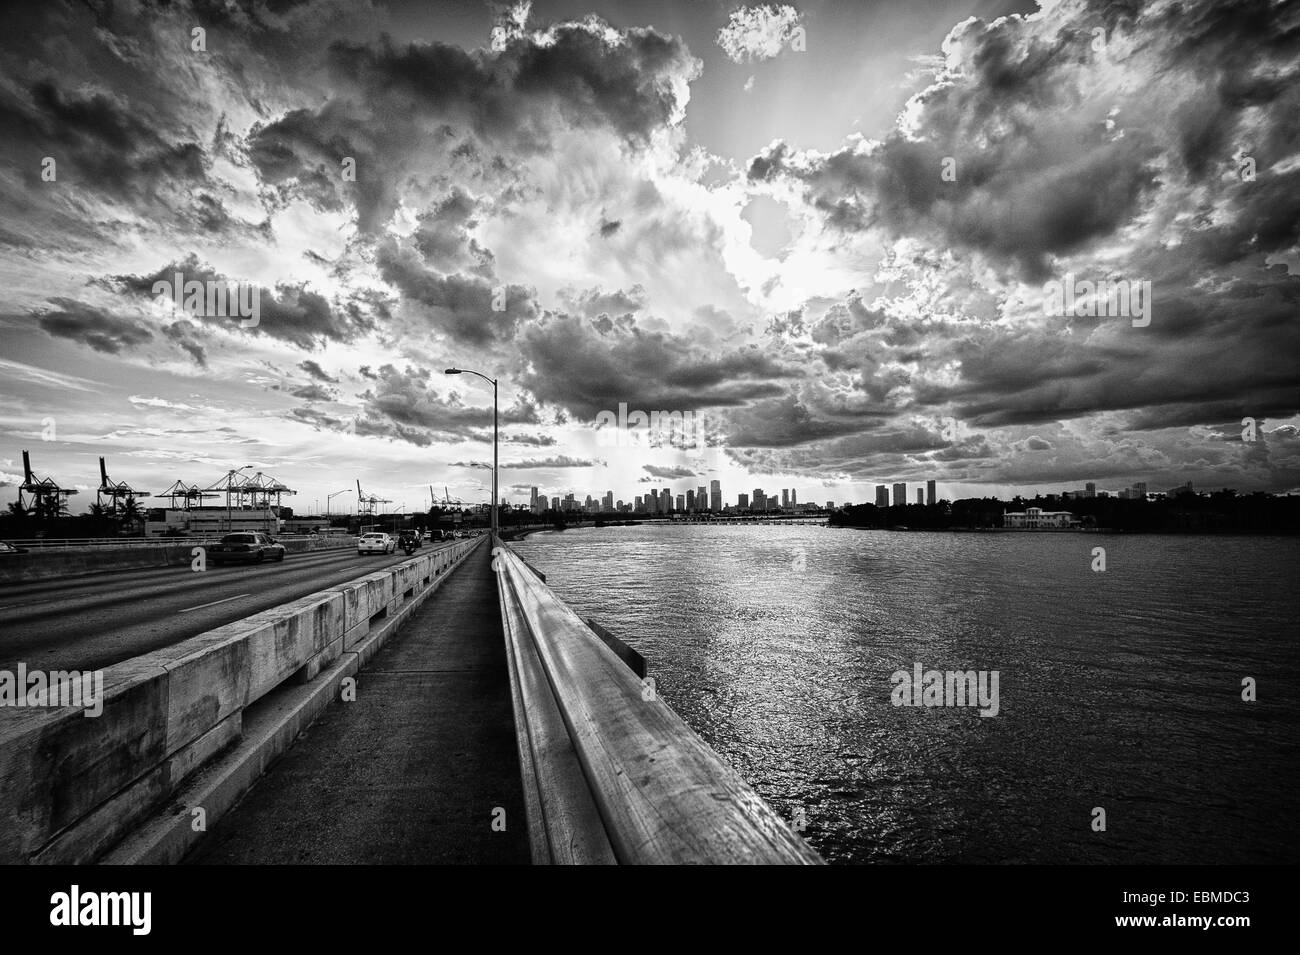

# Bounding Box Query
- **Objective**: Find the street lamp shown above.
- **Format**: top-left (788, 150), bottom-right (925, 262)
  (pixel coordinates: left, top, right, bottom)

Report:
top-left (445, 368), bottom-right (498, 538)
top-left (226, 465), bottom-right (254, 534)
top-left (327, 488), bottom-right (351, 524)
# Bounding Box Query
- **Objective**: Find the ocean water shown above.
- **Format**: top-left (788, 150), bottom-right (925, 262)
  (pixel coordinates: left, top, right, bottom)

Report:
top-left (515, 524), bottom-right (1300, 864)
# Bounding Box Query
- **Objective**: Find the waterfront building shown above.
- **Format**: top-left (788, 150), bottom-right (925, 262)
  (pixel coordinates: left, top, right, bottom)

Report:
top-left (876, 485), bottom-right (889, 508)
top-left (892, 482), bottom-right (906, 507)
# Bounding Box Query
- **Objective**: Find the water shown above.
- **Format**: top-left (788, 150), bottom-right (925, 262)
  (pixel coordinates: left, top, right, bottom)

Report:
top-left (515, 524), bottom-right (1300, 864)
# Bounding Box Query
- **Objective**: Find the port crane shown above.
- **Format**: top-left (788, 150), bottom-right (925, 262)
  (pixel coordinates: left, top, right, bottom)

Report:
top-left (97, 456), bottom-right (151, 515)
top-left (17, 450), bottom-right (78, 520)
top-left (356, 479), bottom-right (392, 518)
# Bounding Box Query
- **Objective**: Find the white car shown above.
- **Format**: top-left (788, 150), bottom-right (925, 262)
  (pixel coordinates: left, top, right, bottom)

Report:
top-left (357, 532), bottom-right (395, 555)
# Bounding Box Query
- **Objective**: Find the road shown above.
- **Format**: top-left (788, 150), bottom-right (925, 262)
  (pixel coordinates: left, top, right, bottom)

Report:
top-left (0, 544), bottom-right (451, 673)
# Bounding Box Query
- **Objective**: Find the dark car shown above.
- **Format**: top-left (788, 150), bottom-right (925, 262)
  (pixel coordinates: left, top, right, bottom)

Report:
top-left (397, 529), bottom-right (422, 549)
top-left (208, 532), bottom-right (286, 564)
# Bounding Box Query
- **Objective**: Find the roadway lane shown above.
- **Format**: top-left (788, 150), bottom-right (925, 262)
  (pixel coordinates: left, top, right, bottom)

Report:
top-left (0, 544), bottom-right (457, 673)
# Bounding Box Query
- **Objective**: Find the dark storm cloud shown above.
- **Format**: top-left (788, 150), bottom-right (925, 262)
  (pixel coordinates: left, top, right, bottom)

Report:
top-left (750, 0), bottom-right (1299, 279)
top-left (298, 360), bottom-right (338, 384)
top-left (103, 254), bottom-right (370, 350)
top-left (34, 298), bottom-right (152, 354)
top-left (518, 313), bottom-right (797, 419)
top-left (643, 464), bottom-right (696, 479)
top-left (247, 20), bottom-right (699, 232)
top-left (331, 363), bottom-right (542, 447)
top-left (374, 239), bottom-right (537, 346)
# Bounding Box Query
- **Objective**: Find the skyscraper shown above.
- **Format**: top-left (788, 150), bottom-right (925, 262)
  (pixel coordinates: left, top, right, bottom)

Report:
top-left (662, 487), bottom-right (671, 513)
top-left (781, 489), bottom-right (789, 508)
top-left (697, 485), bottom-right (707, 511)
top-left (676, 494), bottom-right (685, 512)
top-left (916, 487), bottom-right (924, 505)
top-left (753, 488), bottom-right (764, 511)
top-left (926, 479), bottom-right (936, 506)
top-left (530, 487), bottom-right (539, 513)
top-left (791, 489), bottom-right (797, 507)
top-left (892, 482), bottom-right (906, 506)
top-left (709, 479), bottom-right (721, 512)
top-left (603, 491), bottom-right (613, 510)
top-left (739, 493), bottom-right (749, 508)
top-left (876, 485), bottom-right (889, 508)
top-left (1085, 482), bottom-right (1096, 498)
top-left (686, 489), bottom-right (695, 511)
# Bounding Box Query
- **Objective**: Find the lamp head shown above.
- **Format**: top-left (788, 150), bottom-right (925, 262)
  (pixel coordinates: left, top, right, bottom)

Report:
top-left (444, 368), bottom-right (461, 375)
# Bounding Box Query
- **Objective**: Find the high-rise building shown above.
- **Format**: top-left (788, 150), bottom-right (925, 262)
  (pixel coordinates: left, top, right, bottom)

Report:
top-left (752, 489), bottom-right (765, 511)
top-left (709, 480), bottom-right (721, 512)
top-left (914, 488), bottom-right (922, 504)
top-left (676, 494), bottom-right (685, 512)
top-left (892, 482), bottom-right (906, 507)
top-left (603, 491), bottom-right (613, 511)
top-left (876, 485), bottom-right (889, 508)
top-left (791, 489), bottom-right (797, 507)
top-left (697, 486), bottom-right (707, 511)
top-left (634, 495), bottom-right (643, 512)
top-left (686, 489), bottom-right (695, 511)
top-left (738, 493), bottom-right (749, 509)
top-left (781, 489), bottom-right (789, 508)
top-left (649, 489), bottom-right (658, 511)
top-left (551, 496), bottom-right (560, 512)
top-left (662, 487), bottom-right (671, 513)
top-left (926, 479), bottom-right (936, 506)
top-left (530, 487), bottom-right (539, 513)
top-left (1134, 482), bottom-right (1148, 499)
top-left (826, 501), bottom-right (835, 509)
top-left (1085, 482), bottom-right (1096, 498)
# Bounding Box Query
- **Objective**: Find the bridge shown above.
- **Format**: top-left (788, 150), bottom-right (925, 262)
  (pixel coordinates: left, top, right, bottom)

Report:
top-left (0, 532), bottom-right (821, 865)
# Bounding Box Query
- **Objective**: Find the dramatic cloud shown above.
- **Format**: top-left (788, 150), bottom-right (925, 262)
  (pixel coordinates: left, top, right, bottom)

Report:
top-left (716, 5), bottom-right (804, 63)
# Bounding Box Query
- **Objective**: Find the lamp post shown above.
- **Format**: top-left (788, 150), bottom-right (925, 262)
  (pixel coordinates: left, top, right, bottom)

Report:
top-left (226, 465), bottom-right (254, 534)
top-left (327, 488), bottom-right (351, 526)
top-left (445, 368), bottom-right (498, 538)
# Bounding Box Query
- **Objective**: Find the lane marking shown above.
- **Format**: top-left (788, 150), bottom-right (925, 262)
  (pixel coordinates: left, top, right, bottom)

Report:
top-left (178, 593), bottom-right (251, 614)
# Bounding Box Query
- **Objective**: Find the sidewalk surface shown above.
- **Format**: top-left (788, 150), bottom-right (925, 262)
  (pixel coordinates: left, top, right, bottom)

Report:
top-left (185, 545), bottom-right (530, 864)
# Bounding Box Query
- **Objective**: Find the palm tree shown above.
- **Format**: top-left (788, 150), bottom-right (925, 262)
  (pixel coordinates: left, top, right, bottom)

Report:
top-left (119, 495), bottom-right (143, 535)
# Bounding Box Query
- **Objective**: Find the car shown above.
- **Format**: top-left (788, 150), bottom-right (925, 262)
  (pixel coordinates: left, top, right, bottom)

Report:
top-left (208, 532), bottom-right (286, 564)
top-left (0, 541), bottom-right (30, 557)
top-left (357, 532), bottom-right (395, 555)
top-left (397, 529), bottom-right (422, 550)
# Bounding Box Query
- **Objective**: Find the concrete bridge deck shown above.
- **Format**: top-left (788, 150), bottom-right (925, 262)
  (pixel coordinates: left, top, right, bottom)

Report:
top-left (183, 543), bottom-right (529, 864)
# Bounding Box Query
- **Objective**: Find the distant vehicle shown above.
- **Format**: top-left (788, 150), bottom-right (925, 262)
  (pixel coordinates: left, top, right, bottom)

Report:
top-left (397, 529), bottom-right (422, 549)
top-left (208, 532), bottom-right (285, 564)
top-left (0, 541), bottom-right (29, 557)
top-left (358, 532), bottom-right (395, 555)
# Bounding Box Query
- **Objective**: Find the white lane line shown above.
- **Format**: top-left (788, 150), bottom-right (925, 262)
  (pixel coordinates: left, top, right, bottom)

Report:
top-left (178, 593), bottom-right (251, 614)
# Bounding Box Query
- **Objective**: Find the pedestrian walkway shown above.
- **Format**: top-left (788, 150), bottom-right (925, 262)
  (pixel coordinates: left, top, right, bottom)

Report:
top-left (184, 544), bottom-right (529, 864)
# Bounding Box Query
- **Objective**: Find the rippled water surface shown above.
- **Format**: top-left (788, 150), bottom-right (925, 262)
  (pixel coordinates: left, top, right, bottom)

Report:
top-left (516, 525), bottom-right (1300, 864)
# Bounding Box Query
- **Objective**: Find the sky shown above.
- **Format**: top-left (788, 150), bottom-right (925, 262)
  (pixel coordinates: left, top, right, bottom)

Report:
top-left (0, 0), bottom-right (1297, 515)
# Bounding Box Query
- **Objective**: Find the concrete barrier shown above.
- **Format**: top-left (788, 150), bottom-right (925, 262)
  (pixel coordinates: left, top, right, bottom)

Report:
top-left (0, 536), bottom-right (358, 585)
top-left (0, 536), bottom-right (481, 864)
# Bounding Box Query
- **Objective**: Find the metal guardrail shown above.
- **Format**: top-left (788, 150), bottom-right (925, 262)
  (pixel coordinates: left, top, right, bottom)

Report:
top-left (491, 536), bottom-right (823, 865)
